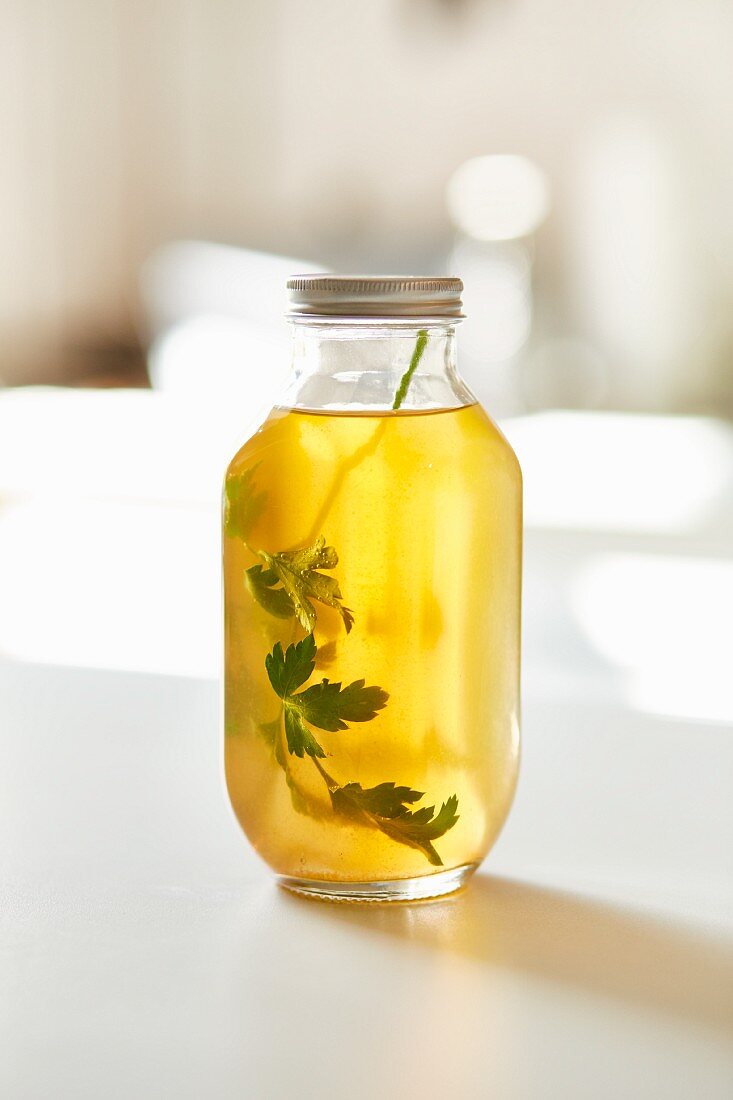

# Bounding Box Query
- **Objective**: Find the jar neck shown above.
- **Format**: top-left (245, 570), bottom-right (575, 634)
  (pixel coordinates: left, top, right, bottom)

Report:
top-left (280, 321), bottom-right (474, 413)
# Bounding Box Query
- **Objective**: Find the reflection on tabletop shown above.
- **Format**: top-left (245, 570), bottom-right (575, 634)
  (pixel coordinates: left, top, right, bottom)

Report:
top-left (281, 873), bottom-right (733, 1036)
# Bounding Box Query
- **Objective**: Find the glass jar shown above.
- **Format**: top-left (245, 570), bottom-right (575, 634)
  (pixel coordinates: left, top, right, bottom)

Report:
top-left (223, 276), bottom-right (522, 901)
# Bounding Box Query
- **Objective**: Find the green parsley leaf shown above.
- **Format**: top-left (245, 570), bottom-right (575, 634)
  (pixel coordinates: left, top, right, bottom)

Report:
top-left (245, 565), bottom-right (296, 619)
top-left (264, 634), bottom-right (316, 698)
top-left (296, 679), bottom-right (389, 731)
top-left (264, 634), bottom-right (387, 758)
top-left (332, 782), bottom-right (459, 866)
top-left (332, 781), bottom-right (423, 817)
top-left (224, 465), bottom-right (266, 541)
top-left (258, 537), bottom-right (354, 634)
top-left (283, 708), bottom-right (327, 759)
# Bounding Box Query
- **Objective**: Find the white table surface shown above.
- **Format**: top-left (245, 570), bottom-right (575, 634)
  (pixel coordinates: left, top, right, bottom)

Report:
top-left (2, 658), bottom-right (731, 1099)
top-left (1, 390), bottom-right (732, 1098)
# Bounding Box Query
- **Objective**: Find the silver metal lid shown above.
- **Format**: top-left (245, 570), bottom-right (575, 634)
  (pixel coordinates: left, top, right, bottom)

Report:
top-left (286, 274), bottom-right (464, 320)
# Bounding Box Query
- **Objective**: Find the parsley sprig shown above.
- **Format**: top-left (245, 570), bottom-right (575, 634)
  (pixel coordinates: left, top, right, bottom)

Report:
top-left (226, 330), bottom-right (461, 866)
top-left (329, 778), bottom-right (459, 866)
top-left (265, 634), bottom-right (387, 758)
top-left (264, 634), bottom-right (459, 866)
top-left (254, 538), bottom-right (354, 635)
top-left (392, 328), bottom-right (428, 410)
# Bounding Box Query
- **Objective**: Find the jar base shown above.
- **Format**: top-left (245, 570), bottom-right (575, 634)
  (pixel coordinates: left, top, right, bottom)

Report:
top-left (278, 862), bottom-right (478, 903)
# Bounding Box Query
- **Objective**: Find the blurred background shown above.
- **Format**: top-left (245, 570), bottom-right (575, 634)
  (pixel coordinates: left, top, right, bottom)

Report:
top-left (1, 0), bottom-right (732, 725)
top-left (2, 0), bottom-right (733, 408)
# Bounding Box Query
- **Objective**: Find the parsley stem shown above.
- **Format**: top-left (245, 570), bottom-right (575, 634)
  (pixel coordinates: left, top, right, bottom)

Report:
top-left (392, 329), bottom-right (428, 410)
top-left (311, 755), bottom-right (338, 792)
top-left (304, 421), bottom-right (388, 541)
top-left (302, 330), bottom-right (429, 542)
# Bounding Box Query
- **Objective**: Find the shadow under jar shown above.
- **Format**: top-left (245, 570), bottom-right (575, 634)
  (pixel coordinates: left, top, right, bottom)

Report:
top-left (223, 275), bottom-right (522, 901)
